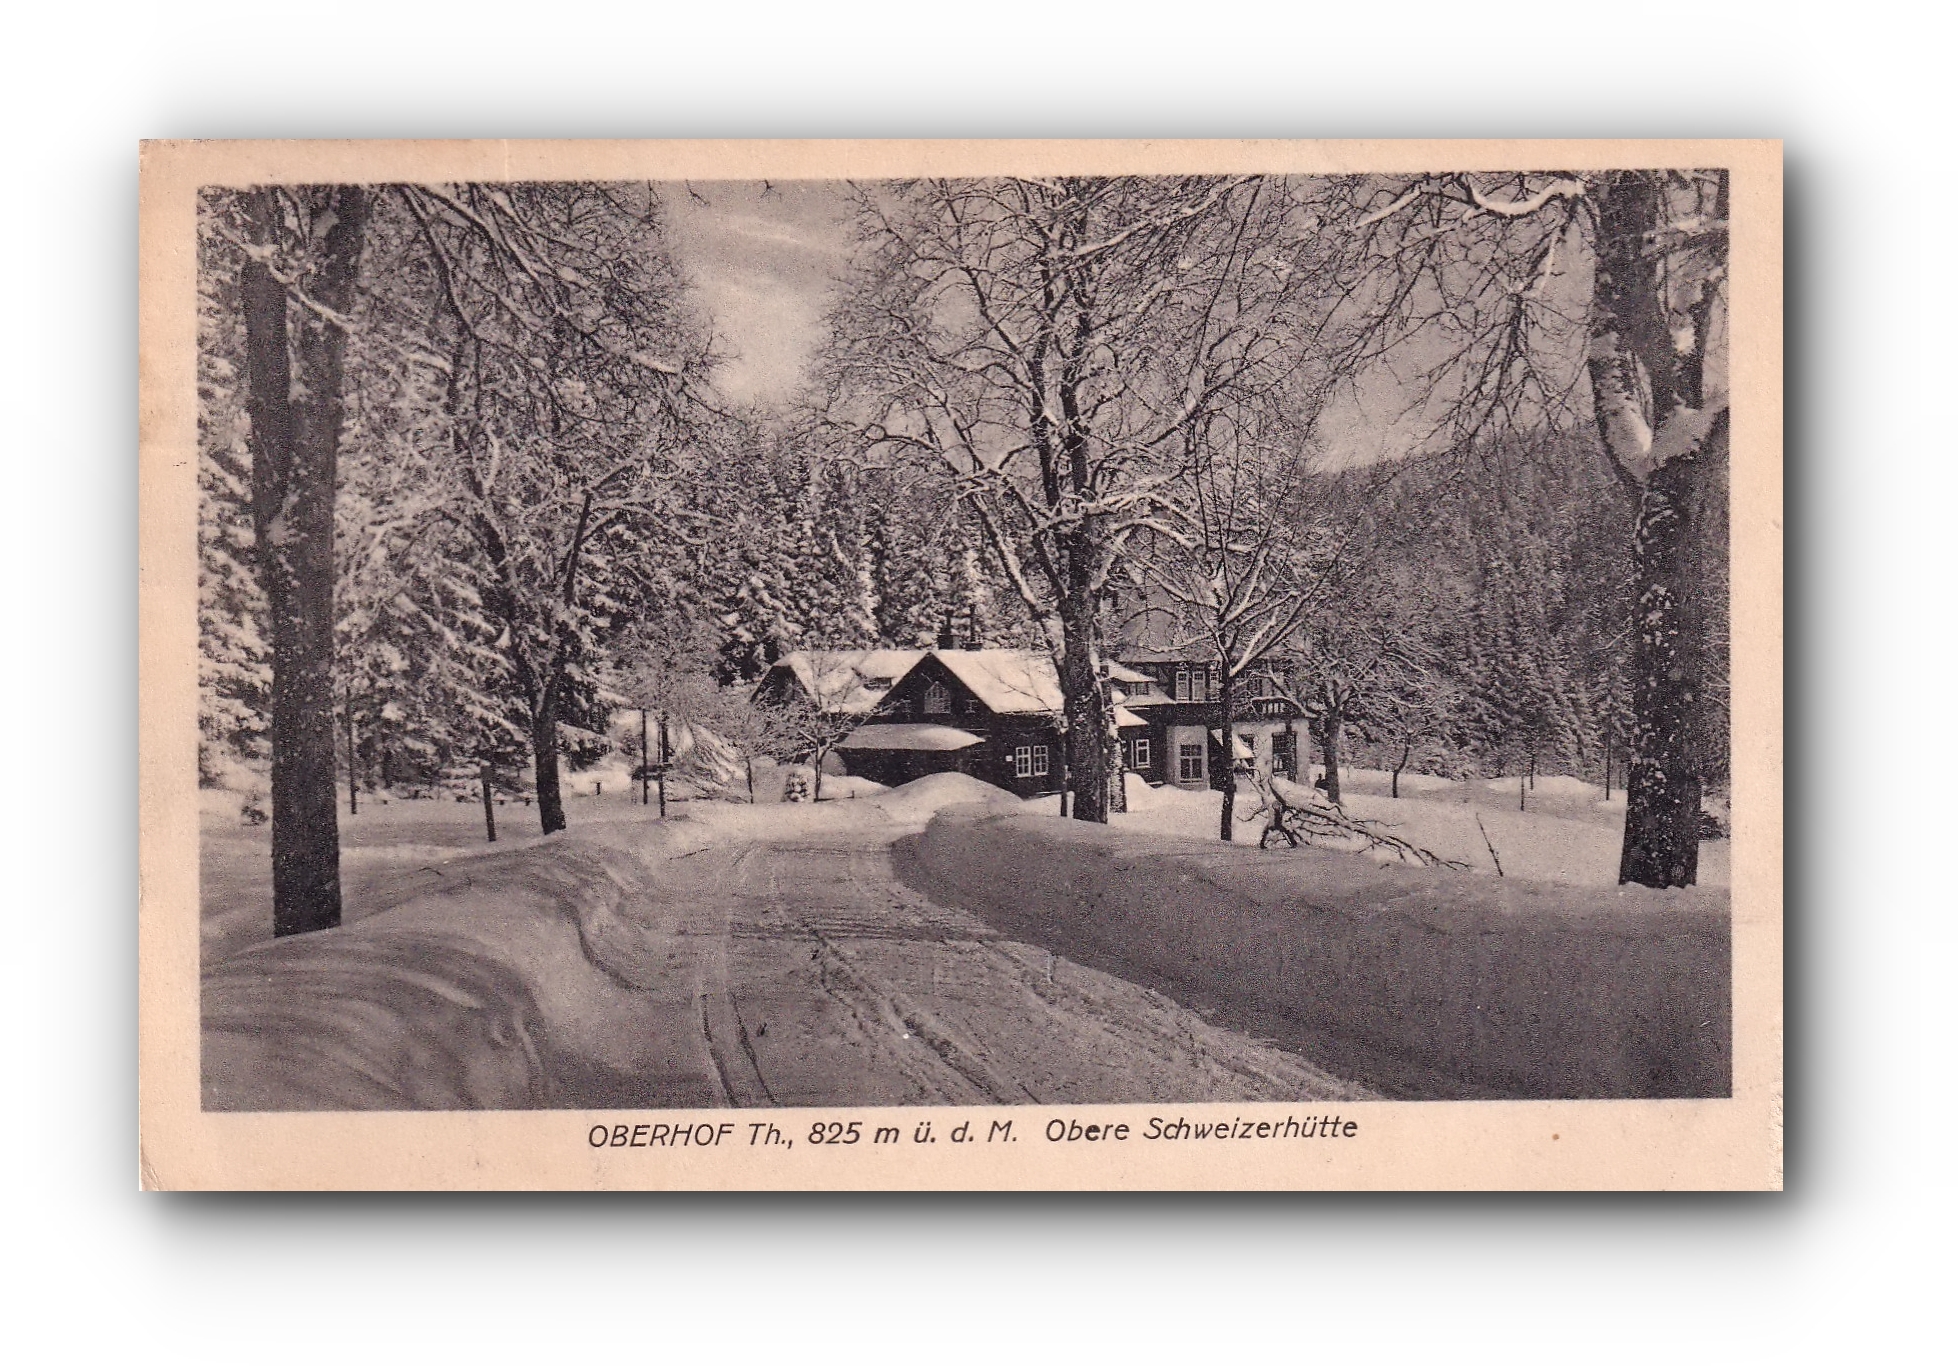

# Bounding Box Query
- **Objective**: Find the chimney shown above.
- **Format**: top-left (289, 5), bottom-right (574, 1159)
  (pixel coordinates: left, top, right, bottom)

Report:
top-left (961, 605), bottom-right (980, 651)
top-left (937, 611), bottom-right (957, 651)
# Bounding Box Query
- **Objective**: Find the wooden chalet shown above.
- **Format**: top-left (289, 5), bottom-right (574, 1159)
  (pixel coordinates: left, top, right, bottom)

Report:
top-left (1113, 643), bottom-right (1307, 792)
top-left (827, 649), bottom-right (1148, 799)
top-left (754, 641), bottom-right (1300, 799)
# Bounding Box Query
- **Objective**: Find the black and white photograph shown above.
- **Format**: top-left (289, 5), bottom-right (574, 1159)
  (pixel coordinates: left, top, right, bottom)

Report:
top-left (141, 139), bottom-right (1780, 1188)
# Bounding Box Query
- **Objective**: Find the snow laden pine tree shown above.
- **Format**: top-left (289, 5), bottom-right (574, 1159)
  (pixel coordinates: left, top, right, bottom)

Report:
top-left (194, 199), bottom-right (270, 792)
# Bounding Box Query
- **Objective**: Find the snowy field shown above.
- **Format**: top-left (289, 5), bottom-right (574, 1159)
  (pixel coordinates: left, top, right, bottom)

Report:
top-left (1027, 767), bottom-right (1729, 891)
top-left (203, 758), bottom-right (1724, 971)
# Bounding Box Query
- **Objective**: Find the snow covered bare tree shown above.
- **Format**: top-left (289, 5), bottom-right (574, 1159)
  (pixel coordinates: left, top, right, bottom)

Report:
top-left (822, 176), bottom-right (1327, 822)
top-left (1138, 410), bottom-right (1355, 839)
top-left (1333, 169), bottom-right (1729, 886)
top-left (394, 182), bottom-right (717, 834)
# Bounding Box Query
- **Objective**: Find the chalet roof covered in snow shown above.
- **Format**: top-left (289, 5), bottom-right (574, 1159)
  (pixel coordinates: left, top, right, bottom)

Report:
top-left (932, 649), bottom-right (1065, 714)
top-left (768, 649), bottom-right (928, 715)
top-left (836, 724), bottom-right (984, 752)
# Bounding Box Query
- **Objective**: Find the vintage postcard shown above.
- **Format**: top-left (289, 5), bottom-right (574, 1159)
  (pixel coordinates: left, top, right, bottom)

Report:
top-left (139, 139), bottom-right (1782, 1190)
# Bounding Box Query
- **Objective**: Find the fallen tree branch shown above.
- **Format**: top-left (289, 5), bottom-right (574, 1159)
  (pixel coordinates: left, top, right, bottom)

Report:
top-left (1246, 779), bottom-right (1469, 870)
top-left (1474, 813), bottom-right (1505, 877)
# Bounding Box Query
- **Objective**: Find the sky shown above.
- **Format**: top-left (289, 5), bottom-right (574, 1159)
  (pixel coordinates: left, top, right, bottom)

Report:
top-left (659, 180), bottom-right (859, 408)
top-left (657, 178), bottom-right (1425, 467)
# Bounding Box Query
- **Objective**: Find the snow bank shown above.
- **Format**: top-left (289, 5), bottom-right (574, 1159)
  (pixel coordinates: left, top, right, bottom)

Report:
top-left (199, 774), bottom-right (1024, 1110)
top-left (901, 809), bottom-right (1730, 1099)
top-left (202, 833), bottom-right (685, 1110)
top-left (818, 774), bottom-right (890, 801)
top-left (871, 771), bottom-right (1022, 823)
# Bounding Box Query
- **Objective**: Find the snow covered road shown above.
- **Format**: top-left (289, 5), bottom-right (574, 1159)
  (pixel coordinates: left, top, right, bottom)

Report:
top-left (559, 823), bottom-right (1368, 1109)
top-left (202, 780), bottom-right (1370, 1110)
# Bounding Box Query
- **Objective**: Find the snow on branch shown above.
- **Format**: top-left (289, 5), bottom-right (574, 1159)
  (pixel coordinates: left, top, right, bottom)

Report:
top-left (1466, 177), bottom-right (1586, 218)
top-left (1355, 187), bottom-right (1424, 228)
top-left (1647, 402), bottom-right (1723, 473)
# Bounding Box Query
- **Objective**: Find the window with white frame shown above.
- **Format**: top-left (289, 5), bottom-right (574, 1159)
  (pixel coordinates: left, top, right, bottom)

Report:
top-left (1032, 744), bottom-right (1050, 776)
top-left (1174, 668), bottom-right (1191, 702)
top-left (1014, 745), bottom-right (1033, 778)
top-left (923, 681), bottom-right (951, 715)
top-left (1131, 737), bottom-right (1151, 769)
top-left (1178, 742), bottom-right (1204, 782)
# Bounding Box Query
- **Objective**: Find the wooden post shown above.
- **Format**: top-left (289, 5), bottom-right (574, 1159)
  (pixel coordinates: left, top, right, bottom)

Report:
top-left (657, 711), bottom-right (669, 817)
top-left (480, 762), bottom-right (496, 843)
top-left (1604, 729), bottom-right (1613, 800)
top-left (640, 707), bottom-right (650, 805)
top-left (344, 681), bottom-right (358, 816)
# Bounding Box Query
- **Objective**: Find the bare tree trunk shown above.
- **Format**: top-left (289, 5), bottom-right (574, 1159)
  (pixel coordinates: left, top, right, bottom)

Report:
top-left (1217, 668), bottom-right (1236, 842)
top-left (531, 702), bottom-right (566, 834)
top-left (1393, 739), bottom-right (1411, 798)
top-left (1618, 422), bottom-right (1722, 888)
top-left (1059, 587), bottom-right (1107, 823)
top-left (640, 707), bottom-right (650, 806)
top-left (1319, 714), bottom-right (1343, 807)
top-left (243, 186), bottom-right (367, 938)
top-left (1587, 170), bottom-right (1726, 889)
top-left (480, 762), bottom-right (497, 843)
top-left (658, 711), bottom-right (669, 815)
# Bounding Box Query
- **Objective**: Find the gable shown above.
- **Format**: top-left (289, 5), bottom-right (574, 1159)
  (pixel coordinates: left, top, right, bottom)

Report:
top-left (758, 649), bottom-right (929, 715)
top-left (931, 650), bottom-right (1064, 714)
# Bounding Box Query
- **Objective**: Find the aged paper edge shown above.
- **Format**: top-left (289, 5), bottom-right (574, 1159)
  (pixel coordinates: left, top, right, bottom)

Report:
top-left (138, 138), bottom-right (1782, 1191)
